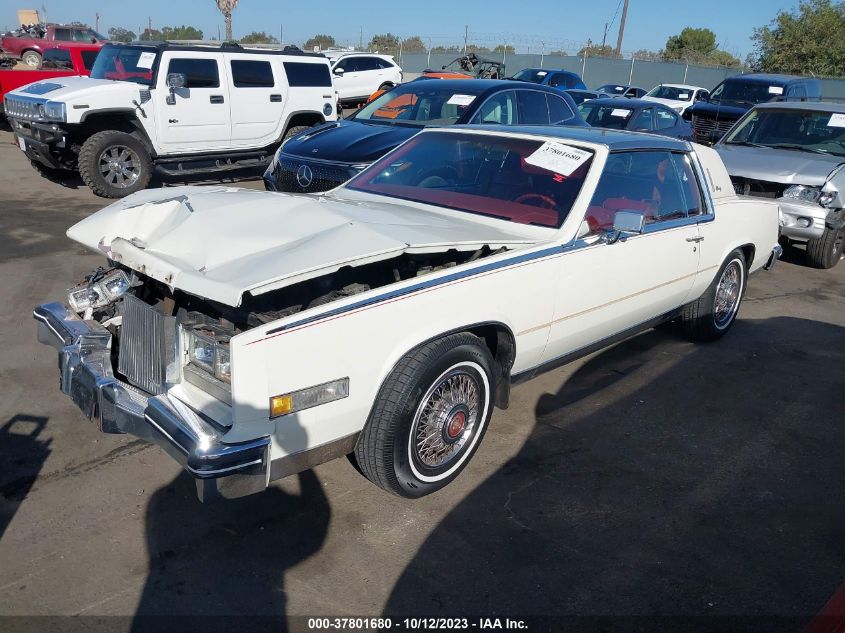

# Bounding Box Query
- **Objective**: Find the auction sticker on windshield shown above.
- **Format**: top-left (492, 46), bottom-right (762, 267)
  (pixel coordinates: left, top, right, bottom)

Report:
top-left (447, 94), bottom-right (476, 106)
top-left (828, 113), bottom-right (845, 128)
top-left (17, 136), bottom-right (25, 152)
top-left (611, 108), bottom-right (631, 117)
top-left (524, 141), bottom-right (592, 176)
top-left (136, 52), bottom-right (156, 69)
top-left (768, 86), bottom-right (784, 95)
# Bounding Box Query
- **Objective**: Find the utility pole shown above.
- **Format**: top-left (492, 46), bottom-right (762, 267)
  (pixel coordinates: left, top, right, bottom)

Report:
top-left (601, 22), bottom-right (608, 48)
top-left (463, 25), bottom-right (468, 55)
top-left (95, 12), bottom-right (99, 32)
top-left (359, 26), bottom-right (362, 50)
top-left (279, 24), bottom-right (283, 46)
top-left (147, 16), bottom-right (152, 38)
top-left (614, 0), bottom-right (629, 57)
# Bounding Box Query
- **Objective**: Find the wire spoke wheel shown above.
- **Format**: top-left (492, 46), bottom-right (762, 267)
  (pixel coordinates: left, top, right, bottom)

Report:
top-left (411, 366), bottom-right (482, 471)
top-left (97, 145), bottom-right (141, 189)
top-left (713, 260), bottom-right (742, 329)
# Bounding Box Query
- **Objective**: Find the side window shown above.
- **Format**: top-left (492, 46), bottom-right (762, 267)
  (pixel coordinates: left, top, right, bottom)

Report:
top-left (655, 108), bottom-right (678, 130)
top-left (547, 94), bottom-right (574, 124)
top-left (167, 58), bottom-right (219, 88)
top-left (583, 150), bottom-right (691, 235)
top-left (80, 50), bottom-right (99, 71)
top-left (788, 85), bottom-right (806, 99)
top-left (470, 90), bottom-right (516, 125)
top-left (517, 90), bottom-right (550, 125)
top-left (231, 60), bottom-right (274, 88)
top-left (357, 57), bottom-right (380, 72)
top-left (73, 29), bottom-right (93, 42)
top-left (632, 107), bottom-right (654, 131)
top-left (42, 49), bottom-right (73, 69)
top-left (335, 57), bottom-right (357, 72)
top-left (696, 90), bottom-right (709, 101)
top-left (284, 61), bottom-right (332, 87)
top-left (53, 28), bottom-right (72, 41)
top-left (547, 73), bottom-right (565, 87)
top-left (375, 58), bottom-right (394, 69)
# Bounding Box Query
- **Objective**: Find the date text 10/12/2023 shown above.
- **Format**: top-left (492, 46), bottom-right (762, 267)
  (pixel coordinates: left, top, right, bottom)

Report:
top-left (307, 617), bottom-right (529, 630)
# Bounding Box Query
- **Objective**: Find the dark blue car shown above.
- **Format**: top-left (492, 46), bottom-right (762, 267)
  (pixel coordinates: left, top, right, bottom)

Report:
top-left (578, 97), bottom-right (693, 140)
top-left (510, 67), bottom-right (586, 90)
top-left (265, 79), bottom-right (586, 193)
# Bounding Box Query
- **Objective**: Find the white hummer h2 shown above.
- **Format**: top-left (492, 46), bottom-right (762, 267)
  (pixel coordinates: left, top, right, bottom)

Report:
top-left (4, 42), bottom-right (338, 197)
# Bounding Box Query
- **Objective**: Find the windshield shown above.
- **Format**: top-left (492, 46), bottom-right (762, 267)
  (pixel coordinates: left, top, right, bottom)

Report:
top-left (90, 46), bottom-right (156, 85)
top-left (578, 102), bottom-right (632, 129)
top-left (598, 84), bottom-right (626, 94)
top-left (345, 131), bottom-right (594, 228)
top-left (511, 69), bottom-right (549, 84)
top-left (647, 85), bottom-right (693, 101)
top-left (723, 108), bottom-right (845, 157)
top-left (353, 85), bottom-right (482, 126)
top-left (710, 80), bottom-right (784, 105)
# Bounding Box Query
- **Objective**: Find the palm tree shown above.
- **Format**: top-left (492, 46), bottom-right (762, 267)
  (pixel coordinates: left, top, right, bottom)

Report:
top-left (215, 0), bottom-right (239, 42)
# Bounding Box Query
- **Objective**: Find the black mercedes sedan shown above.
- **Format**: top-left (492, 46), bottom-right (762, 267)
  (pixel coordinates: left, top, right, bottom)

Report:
top-left (263, 79), bottom-right (586, 193)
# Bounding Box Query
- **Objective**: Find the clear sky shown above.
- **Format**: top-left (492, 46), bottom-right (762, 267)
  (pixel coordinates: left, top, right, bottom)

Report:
top-left (0, 0), bottom-right (789, 58)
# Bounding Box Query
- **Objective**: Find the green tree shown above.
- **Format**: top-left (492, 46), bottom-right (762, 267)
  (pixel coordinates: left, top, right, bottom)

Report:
top-left (465, 44), bottom-right (490, 54)
top-left (492, 44), bottom-right (516, 54)
top-left (664, 27), bottom-right (717, 61)
top-left (708, 49), bottom-right (742, 67)
top-left (107, 26), bottom-right (135, 43)
top-left (304, 33), bottom-right (336, 51)
top-left (549, 49), bottom-right (568, 56)
top-left (632, 48), bottom-right (662, 61)
top-left (240, 31), bottom-right (278, 44)
top-left (159, 25), bottom-right (204, 40)
top-left (431, 45), bottom-right (461, 53)
top-left (401, 36), bottom-right (426, 53)
top-left (139, 28), bottom-right (163, 41)
top-left (752, 0), bottom-right (845, 75)
top-left (369, 33), bottom-right (400, 52)
top-left (578, 43), bottom-right (616, 58)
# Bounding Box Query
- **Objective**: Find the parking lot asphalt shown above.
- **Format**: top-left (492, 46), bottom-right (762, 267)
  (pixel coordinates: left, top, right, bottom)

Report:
top-left (0, 123), bottom-right (844, 631)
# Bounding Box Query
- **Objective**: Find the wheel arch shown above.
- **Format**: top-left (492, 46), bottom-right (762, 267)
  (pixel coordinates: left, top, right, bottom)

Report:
top-left (76, 111), bottom-right (156, 156)
top-left (278, 110), bottom-right (326, 142)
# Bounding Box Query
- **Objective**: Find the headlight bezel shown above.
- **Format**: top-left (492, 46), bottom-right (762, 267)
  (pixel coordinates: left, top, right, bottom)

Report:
top-left (783, 184), bottom-right (837, 208)
top-left (66, 269), bottom-right (132, 313)
top-left (43, 100), bottom-right (66, 122)
top-left (186, 327), bottom-right (232, 383)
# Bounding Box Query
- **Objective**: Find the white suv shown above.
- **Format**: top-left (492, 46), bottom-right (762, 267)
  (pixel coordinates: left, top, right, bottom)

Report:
top-left (4, 42), bottom-right (338, 197)
top-left (328, 53), bottom-right (402, 105)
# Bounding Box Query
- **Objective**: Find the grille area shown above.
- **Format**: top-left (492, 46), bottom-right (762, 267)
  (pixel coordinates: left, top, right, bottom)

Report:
top-left (730, 176), bottom-right (787, 199)
top-left (118, 294), bottom-right (175, 395)
top-left (691, 115), bottom-right (736, 143)
top-left (3, 96), bottom-right (45, 119)
top-left (271, 156), bottom-right (360, 193)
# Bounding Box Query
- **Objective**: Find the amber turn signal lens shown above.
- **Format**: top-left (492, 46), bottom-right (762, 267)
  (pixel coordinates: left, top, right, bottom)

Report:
top-left (270, 394), bottom-right (292, 418)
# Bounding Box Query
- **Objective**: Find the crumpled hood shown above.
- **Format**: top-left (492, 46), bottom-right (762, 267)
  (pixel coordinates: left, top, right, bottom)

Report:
top-left (281, 120), bottom-right (419, 164)
top-left (10, 76), bottom-right (139, 101)
top-left (66, 186), bottom-right (540, 307)
top-left (715, 143), bottom-right (844, 187)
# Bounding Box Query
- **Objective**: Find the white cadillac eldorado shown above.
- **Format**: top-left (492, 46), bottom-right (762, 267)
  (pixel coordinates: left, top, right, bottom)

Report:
top-left (34, 126), bottom-right (781, 501)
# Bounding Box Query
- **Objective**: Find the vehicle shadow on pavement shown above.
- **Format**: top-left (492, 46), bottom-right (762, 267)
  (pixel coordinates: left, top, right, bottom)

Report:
top-left (0, 414), bottom-right (50, 540)
top-left (384, 317), bottom-right (845, 630)
top-left (130, 468), bottom-right (329, 632)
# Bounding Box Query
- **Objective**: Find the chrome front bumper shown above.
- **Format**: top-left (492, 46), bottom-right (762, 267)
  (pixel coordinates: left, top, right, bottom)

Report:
top-left (764, 243), bottom-right (784, 271)
top-left (33, 302), bottom-right (270, 502)
top-left (778, 200), bottom-right (831, 241)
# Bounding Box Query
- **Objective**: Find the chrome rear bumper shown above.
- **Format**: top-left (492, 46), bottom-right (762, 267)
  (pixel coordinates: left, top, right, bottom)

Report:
top-left (33, 302), bottom-right (270, 502)
top-left (764, 243), bottom-right (784, 271)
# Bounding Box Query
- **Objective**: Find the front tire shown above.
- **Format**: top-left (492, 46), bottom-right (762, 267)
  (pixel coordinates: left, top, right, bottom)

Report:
top-left (21, 50), bottom-right (41, 68)
top-left (806, 226), bottom-right (845, 269)
top-left (78, 130), bottom-right (152, 198)
top-left (676, 249), bottom-right (746, 342)
top-left (354, 333), bottom-right (496, 498)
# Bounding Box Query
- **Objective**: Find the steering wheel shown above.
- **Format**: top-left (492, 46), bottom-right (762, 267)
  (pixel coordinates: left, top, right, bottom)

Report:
top-left (514, 193), bottom-right (558, 209)
top-left (416, 165), bottom-right (458, 187)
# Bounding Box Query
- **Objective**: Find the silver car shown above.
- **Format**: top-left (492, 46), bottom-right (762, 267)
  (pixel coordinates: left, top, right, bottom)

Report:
top-left (715, 101), bottom-right (845, 269)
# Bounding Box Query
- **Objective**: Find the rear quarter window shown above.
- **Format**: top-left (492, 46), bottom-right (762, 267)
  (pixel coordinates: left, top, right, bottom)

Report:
top-left (283, 61), bottom-right (332, 87)
top-left (80, 50), bottom-right (99, 71)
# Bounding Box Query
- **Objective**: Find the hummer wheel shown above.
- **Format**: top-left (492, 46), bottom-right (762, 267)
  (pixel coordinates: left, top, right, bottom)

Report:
top-left (78, 130), bottom-right (153, 198)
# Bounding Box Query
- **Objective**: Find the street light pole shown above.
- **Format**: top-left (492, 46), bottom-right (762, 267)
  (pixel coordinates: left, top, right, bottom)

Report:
top-left (614, 0), bottom-right (629, 57)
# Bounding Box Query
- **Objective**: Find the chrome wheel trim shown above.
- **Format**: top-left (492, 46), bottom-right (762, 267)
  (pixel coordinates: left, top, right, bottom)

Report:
top-left (713, 258), bottom-right (743, 330)
top-left (407, 361), bottom-right (490, 483)
top-left (98, 145), bottom-right (141, 189)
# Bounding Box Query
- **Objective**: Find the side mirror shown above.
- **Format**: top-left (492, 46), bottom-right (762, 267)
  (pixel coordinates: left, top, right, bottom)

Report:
top-left (90, 37), bottom-right (97, 44)
top-left (607, 210), bottom-right (645, 244)
top-left (333, 67), bottom-right (344, 76)
top-left (165, 72), bottom-right (186, 105)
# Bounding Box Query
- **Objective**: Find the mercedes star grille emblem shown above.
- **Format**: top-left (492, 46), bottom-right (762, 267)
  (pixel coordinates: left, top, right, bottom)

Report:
top-left (296, 164), bottom-right (313, 189)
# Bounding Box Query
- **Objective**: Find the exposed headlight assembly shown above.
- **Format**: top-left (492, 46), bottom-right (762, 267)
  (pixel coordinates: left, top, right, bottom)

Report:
top-left (783, 184), bottom-right (836, 207)
top-left (43, 101), bottom-right (66, 122)
top-left (186, 326), bottom-right (231, 383)
top-left (67, 269), bottom-right (132, 314)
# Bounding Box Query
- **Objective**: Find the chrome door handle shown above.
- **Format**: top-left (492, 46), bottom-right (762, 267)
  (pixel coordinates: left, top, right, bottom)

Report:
top-left (686, 236), bottom-right (704, 243)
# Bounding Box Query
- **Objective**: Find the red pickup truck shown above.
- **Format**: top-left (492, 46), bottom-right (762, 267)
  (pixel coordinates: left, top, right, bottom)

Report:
top-left (0, 45), bottom-right (99, 114)
top-left (1, 24), bottom-right (106, 68)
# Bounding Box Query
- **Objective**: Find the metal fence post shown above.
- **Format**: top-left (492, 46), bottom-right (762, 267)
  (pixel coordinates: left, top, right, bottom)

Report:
top-left (629, 54), bottom-right (635, 84)
top-left (683, 62), bottom-right (688, 84)
top-left (582, 54), bottom-right (587, 83)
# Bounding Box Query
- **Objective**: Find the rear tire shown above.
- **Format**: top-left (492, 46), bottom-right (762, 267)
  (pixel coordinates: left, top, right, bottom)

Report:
top-left (78, 130), bottom-right (152, 198)
top-left (354, 333), bottom-right (496, 498)
top-left (21, 50), bottom-right (41, 68)
top-left (806, 226), bottom-right (845, 269)
top-left (676, 249), bottom-right (746, 342)
top-left (281, 125), bottom-right (309, 145)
